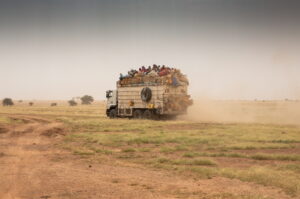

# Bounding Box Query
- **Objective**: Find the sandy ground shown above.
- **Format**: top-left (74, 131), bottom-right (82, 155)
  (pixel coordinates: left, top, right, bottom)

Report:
top-left (0, 115), bottom-right (293, 199)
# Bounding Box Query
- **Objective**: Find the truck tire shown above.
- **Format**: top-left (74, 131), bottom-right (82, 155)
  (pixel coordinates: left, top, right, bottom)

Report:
top-left (143, 110), bottom-right (153, 120)
top-left (166, 115), bottom-right (177, 120)
top-left (109, 109), bottom-right (117, 119)
top-left (141, 87), bottom-right (152, 102)
top-left (133, 110), bottom-right (143, 119)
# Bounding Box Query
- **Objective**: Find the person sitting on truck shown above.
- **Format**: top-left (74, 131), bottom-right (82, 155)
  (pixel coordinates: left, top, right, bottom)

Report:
top-left (148, 69), bottom-right (158, 77)
top-left (159, 66), bottom-right (171, 76)
top-left (152, 64), bottom-right (158, 72)
top-left (156, 65), bottom-right (161, 72)
top-left (120, 64), bottom-right (187, 85)
top-left (128, 69), bottom-right (137, 77)
top-left (120, 73), bottom-right (130, 80)
top-left (146, 66), bottom-right (151, 74)
top-left (135, 69), bottom-right (143, 77)
top-left (141, 66), bottom-right (147, 74)
top-left (171, 74), bottom-right (180, 86)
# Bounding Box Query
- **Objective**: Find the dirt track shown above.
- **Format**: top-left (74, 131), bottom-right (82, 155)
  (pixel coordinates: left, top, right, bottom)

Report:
top-left (0, 115), bottom-right (293, 199)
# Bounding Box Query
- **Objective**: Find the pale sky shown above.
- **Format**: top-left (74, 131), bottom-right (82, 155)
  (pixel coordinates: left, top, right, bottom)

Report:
top-left (1, 0), bottom-right (300, 100)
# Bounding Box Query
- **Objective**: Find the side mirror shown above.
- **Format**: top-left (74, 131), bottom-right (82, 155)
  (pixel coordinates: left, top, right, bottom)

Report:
top-left (106, 91), bottom-right (110, 99)
top-left (106, 90), bottom-right (113, 99)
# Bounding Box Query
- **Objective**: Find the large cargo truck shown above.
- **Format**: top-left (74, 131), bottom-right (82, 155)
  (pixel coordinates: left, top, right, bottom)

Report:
top-left (106, 67), bottom-right (192, 119)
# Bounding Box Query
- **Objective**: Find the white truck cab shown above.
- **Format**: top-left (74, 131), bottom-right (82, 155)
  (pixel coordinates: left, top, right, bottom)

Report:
top-left (106, 90), bottom-right (117, 111)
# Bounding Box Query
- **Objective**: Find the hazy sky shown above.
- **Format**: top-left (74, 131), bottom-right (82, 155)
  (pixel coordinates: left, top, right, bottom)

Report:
top-left (1, 0), bottom-right (300, 100)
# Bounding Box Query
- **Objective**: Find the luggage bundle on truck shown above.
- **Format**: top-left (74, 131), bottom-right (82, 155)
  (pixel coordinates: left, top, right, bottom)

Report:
top-left (106, 64), bottom-right (193, 119)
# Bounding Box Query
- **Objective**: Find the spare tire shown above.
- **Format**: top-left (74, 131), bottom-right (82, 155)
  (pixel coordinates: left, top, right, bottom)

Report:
top-left (141, 87), bottom-right (152, 102)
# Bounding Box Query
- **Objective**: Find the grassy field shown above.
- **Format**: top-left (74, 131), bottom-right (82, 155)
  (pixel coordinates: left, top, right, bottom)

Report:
top-left (1, 101), bottom-right (300, 198)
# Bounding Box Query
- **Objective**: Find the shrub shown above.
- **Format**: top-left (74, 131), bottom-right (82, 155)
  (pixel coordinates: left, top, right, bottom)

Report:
top-left (81, 95), bottom-right (94, 105)
top-left (29, 102), bottom-right (34, 106)
top-left (68, 100), bottom-right (77, 106)
top-left (2, 98), bottom-right (14, 106)
top-left (51, 103), bottom-right (57, 107)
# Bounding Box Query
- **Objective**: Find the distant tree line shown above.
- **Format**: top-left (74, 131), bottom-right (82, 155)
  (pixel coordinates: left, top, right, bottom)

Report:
top-left (81, 95), bottom-right (94, 105)
top-left (2, 95), bottom-right (95, 107)
top-left (68, 100), bottom-right (77, 106)
top-left (68, 95), bottom-right (94, 106)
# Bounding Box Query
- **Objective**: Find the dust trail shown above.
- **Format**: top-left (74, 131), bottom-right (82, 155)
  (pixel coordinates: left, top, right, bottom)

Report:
top-left (185, 100), bottom-right (300, 125)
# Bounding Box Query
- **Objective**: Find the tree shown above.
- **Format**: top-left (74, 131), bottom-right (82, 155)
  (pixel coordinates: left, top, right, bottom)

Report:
top-left (81, 95), bottom-right (94, 105)
top-left (68, 100), bottom-right (77, 106)
top-left (2, 98), bottom-right (14, 106)
top-left (29, 102), bottom-right (34, 106)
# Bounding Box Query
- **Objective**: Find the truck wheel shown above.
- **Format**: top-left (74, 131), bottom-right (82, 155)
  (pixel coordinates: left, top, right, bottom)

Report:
top-left (143, 110), bottom-right (153, 120)
top-left (133, 110), bottom-right (143, 119)
top-left (109, 109), bottom-right (117, 119)
top-left (166, 115), bottom-right (177, 120)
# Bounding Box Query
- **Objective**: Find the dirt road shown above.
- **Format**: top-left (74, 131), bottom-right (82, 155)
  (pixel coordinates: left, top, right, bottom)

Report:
top-left (0, 115), bottom-right (292, 199)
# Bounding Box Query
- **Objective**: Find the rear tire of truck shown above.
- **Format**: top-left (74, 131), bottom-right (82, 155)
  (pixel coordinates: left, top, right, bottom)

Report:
top-left (109, 109), bottom-right (117, 119)
top-left (143, 110), bottom-right (154, 120)
top-left (166, 115), bottom-right (177, 120)
top-left (133, 110), bottom-right (143, 119)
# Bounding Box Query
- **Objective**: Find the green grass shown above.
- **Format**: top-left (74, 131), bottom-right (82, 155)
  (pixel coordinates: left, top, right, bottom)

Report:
top-left (250, 154), bottom-right (300, 161)
top-left (61, 119), bottom-right (300, 196)
top-left (183, 152), bottom-right (300, 161)
top-left (0, 116), bottom-right (11, 124)
top-left (2, 103), bottom-right (300, 197)
top-left (160, 145), bottom-right (188, 153)
top-left (221, 167), bottom-right (300, 196)
top-left (138, 147), bottom-right (152, 152)
top-left (278, 164), bottom-right (300, 174)
top-left (73, 150), bottom-right (95, 156)
top-left (152, 157), bottom-right (217, 166)
top-left (122, 148), bottom-right (136, 153)
top-left (59, 116), bottom-right (300, 196)
top-left (206, 193), bottom-right (272, 199)
top-left (0, 115), bottom-right (25, 125)
top-left (93, 148), bottom-right (113, 155)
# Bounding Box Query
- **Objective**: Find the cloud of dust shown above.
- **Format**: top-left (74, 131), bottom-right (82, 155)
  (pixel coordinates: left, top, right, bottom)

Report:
top-left (185, 99), bottom-right (300, 125)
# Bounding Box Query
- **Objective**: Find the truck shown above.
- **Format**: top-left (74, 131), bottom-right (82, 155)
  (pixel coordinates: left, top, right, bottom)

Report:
top-left (106, 67), bottom-right (192, 119)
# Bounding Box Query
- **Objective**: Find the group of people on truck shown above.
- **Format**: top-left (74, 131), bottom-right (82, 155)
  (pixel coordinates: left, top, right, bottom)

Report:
top-left (118, 64), bottom-right (189, 87)
top-left (119, 64), bottom-right (178, 80)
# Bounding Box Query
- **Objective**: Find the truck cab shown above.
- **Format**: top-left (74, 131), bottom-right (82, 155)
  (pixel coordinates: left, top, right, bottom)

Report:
top-left (106, 90), bottom-right (117, 118)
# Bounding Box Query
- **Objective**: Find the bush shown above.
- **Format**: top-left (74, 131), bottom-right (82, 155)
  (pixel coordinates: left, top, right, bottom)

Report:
top-left (51, 103), bottom-right (57, 107)
top-left (29, 102), bottom-right (34, 106)
top-left (2, 98), bottom-right (14, 106)
top-left (81, 95), bottom-right (94, 105)
top-left (68, 100), bottom-right (77, 106)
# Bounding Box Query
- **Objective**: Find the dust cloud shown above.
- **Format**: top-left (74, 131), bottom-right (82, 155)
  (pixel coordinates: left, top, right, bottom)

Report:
top-left (185, 99), bottom-right (300, 125)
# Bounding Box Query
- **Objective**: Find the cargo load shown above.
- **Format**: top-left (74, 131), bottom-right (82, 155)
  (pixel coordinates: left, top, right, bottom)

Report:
top-left (118, 65), bottom-right (189, 87)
